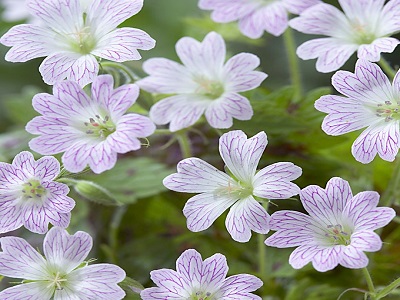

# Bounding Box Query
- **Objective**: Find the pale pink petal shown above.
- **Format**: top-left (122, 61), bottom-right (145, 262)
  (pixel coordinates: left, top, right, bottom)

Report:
top-left (219, 130), bottom-right (267, 183)
top-left (87, 0), bottom-right (144, 36)
top-left (219, 274), bottom-right (263, 300)
top-left (64, 264), bottom-right (126, 299)
top-left (163, 157), bottom-right (232, 193)
top-left (90, 74), bottom-right (114, 107)
top-left (35, 156), bottom-right (60, 181)
top-left (0, 282), bottom-right (52, 300)
top-left (357, 38), bottom-right (400, 62)
top-left (12, 151), bottom-right (35, 178)
top-left (253, 162), bottom-right (301, 199)
top-left (225, 196), bottom-right (270, 243)
top-left (201, 253), bottom-right (228, 291)
top-left (223, 53), bottom-right (267, 92)
top-left (61, 141), bottom-right (92, 173)
top-left (265, 211), bottom-right (314, 248)
top-left (93, 28), bottom-right (155, 62)
top-left (315, 95), bottom-right (375, 136)
top-left (175, 249), bottom-right (204, 285)
top-left (43, 227), bottom-right (92, 273)
top-left (86, 142), bottom-right (118, 174)
top-left (0, 24), bottom-right (54, 62)
top-left (339, 246), bottom-right (369, 269)
top-left (380, 0), bottom-right (400, 35)
top-left (338, 0), bottom-right (385, 21)
top-left (393, 68), bottom-right (400, 92)
top-left (22, 202), bottom-right (53, 234)
top-left (141, 269), bottom-right (188, 299)
top-left (183, 193), bottom-right (235, 232)
top-left (0, 203), bottom-right (23, 233)
top-left (0, 236), bottom-right (47, 279)
top-left (108, 84), bottom-right (140, 119)
top-left (149, 95), bottom-right (208, 132)
top-left (283, 0), bottom-right (322, 14)
top-left (138, 58), bottom-right (197, 94)
top-left (205, 93), bottom-right (253, 129)
top-left (349, 231), bottom-right (382, 252)
top-left (199, 0), bottom-right (258, 23)
top-left (288, 245), bottom-right (321, 269)
top-left (176, 32), bottom-right (226, 75)
top-left (310, 247), bottom-right (343, 272)
top-left (27, 128), bottom-right (78, 155)
top-left (351, 122), bottom-right (400, 163)
top-left (238, 2), bottom-right (288, 38)
top-left (115, 114), bottom-right (155, 138)
top-left (296, 38), bottom-right (357, 73)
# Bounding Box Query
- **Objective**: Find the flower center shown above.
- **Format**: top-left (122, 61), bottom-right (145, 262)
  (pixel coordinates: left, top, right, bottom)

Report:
top-left (21, 179), bottom-right (46, 200)
top-left (215, 179), bottom-right (253, 199)
top-left (324, 224), bottom-right (351, 246)
top-left (68, 26), bottom-right (96, 54)
top-left (84, 114), bottom-right (115, 139)
top-left (191, 291), bottom-right (215, 300)
top-left (195, 77), bottom-right (224, 99)
top-left (374, 100), bottom-right (400, 122)
top-left (351, 22), bottom-right (376, 44)
top-left (46, 271), bottom-right (68, 292)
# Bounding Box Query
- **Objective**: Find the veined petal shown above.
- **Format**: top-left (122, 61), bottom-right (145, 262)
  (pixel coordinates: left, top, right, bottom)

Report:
top-left (288, 245), bottom-right (321, 270)
top-left (22, 202), bottom-right (55, 234)
top-left (219, 130), bottom-right (267, 183)
top-left (283, 0), bottom-right (322, 15)
top-left (357, 38), bottom-right (399, 62)
top-left (349, 231), bottom-right (382, 252)
top-left (35, 156), bottom-right (60, 181)
top-left (0, 236), bottom-right (47, 280)
top-left (201, 253), bottom-right (228, 291)
top-left (310, 246), bottom-right (342, 272)
top-left (339, 245), bottom-right (369, 269)
top-left (183, 193), bottom-right (236, 232)
top-left (351, 121), bottom-right (400, 163)
top-left (61, 141), bottom-right (92, 173)
top-left (43, 227), bottom-right (92, 273)
top-left (1, 24), bottom-right (55, 62)
top-left (223, 53), bottom-right (267, 92)
top-left (296, 38), bottom-right (357, 73)
top-left (0, 282), bottom-right (53, 300)
top-left (225, 196), bottom-right (270, 243)
top-left (108, 83), bottom-right (140, 119)
top-left (141, 269), bottom-right (189, 299)
top-left (175, 249), bottom-right (204, 287)
top-left (380, 0), bottom-right (400, 35)
top-left (253, 162), bottom-right (301, 199)
top-left (86, 142), bottom-right (118, 174)
top-left (93, 27), bottom-right (155, 62)
top-left (27, 130), bottom-right (78, 155)
top-left (176, 32), bottom-right (226, 76)
top-left (164, 157), bottom-right (232, 193)
top-left (205, 92), bottom-right (253, 129)
top-left (12, 151), bottom-right (35, 178)
top-left (115, 114), bottom-right (155, 138)
top-left (149, 95), bottom-right (209, 132)
top-left (219, 274), bottom-right (263, 299)
top-left (87, 0), bottom-right (144, 36)
top-left (338, 0), bottom-right (385, 21)
top-left (199, 0), bottom-right (258, 23)
top-left (238, 2), bottom-right (288, 38)
top-left (0, 203), bottom-right (23, 234)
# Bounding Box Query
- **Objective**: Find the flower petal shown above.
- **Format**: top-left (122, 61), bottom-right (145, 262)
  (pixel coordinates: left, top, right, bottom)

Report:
top-left (141, 269), bottom-right (188, 299)
top-left (219, 130), bottom-right (267, 183)
top-left (35, 156), bottom-right (60, 181)
top-left (253, 162), bottom-right (301, 199)
top-left (183, 193), bottom-right (235, 232)
top-left (288, 245), bottom-right (321, 270)
top-left (339, 245), bottom-right (369, 269)
top-left (199, 0), bottom-right (258, 23)
top-left (12, 151), bottom-right (35, 178)
top-left (0, 282), bottom-right (53, 300)
top-left (219, 274), bottom-right (263, 299)
top-left (350, 230), bottom-right (382, 252)
top-left (357, 37), bottom-right (399, 62)
top-left (283, 0), bottom-right (322, 15)
top-left (43, 227), bottom-right (92, 273)
top-left (0, 203), bottom-right (23, 234)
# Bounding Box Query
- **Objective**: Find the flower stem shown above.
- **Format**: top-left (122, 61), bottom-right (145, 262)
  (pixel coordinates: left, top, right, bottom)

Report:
top-left (100, 61), bottom-right (141, 83)
top-left (108, 205), bottom-right (128, 264)
top-left (375, 276), bottom-right (400, 299)
top-left (283, 27), bottom-right (302, 103)
top-left (258, 201), bottom-right (269, 280)
top-left (362, 267), bottom-right (377, 299)
top-left (176, 131), bottom-right (192, 158)
top-left (378, 57), bottom-right (397, 80)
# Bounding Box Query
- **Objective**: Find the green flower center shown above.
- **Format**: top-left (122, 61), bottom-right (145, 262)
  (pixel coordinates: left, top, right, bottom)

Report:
top-left (215, 180), bottom-right (253, 199)
top-left (84, 114), bottom-right (116, 139)
top-left (191, 291), bottom-right (215, 300)
top-left (68, 26), bottom-right (97, 54)
top-left (374, 100), bottom-right (400, 122)
top-left (46, 271), bottom-right (68, 292)
top-left (21, 179), bottom-right (46, 200)
top-left (324, 224), bottom-right (351, 246)
top-left (195, 77), bottom-right (225, 99)
top-left (351, 22), bottom-right (376, 44)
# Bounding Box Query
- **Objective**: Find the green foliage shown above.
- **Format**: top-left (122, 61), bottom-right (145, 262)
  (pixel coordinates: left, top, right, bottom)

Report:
top-left (118, 276), bottom-right (144, 300)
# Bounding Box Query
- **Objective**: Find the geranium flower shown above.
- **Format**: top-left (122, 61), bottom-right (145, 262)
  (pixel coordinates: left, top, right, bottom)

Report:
top-left (26, 74), bottom-right (156, 174)
top-left (0, 227), bottom-right (126, 299)
top-left (0, 0), bottom-right (155, 87)
top-left (198, 0), bottom-right (321, 38)
top-left (163, 130), bottom-right (302, 242)
top-left (315, 59), bottom-right (400, 163)
top-left (265, 177), bottom-right (395, 272)
top-left (141, 248), bottom-right (263, 299)
top-left (137, 31), bottom-right (267, 132)
top-left (0, 151), bottom-right (74, 234)
top-left (289, 0), bottom-right (400, 72)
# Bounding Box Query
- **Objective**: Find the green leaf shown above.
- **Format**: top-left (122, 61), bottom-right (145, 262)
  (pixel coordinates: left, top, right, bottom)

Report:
top-left (119, 276), bottom-right (145, 295)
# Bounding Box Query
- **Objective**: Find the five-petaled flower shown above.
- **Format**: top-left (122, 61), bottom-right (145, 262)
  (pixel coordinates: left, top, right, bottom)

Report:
top-left (0, 151), bottom-right (74, 234)
top-left (26, 74), bottom-right (156, 174)
top-left (137, 31), bottom-right (267, 132)
top-left (141, 248), bottom-right (263, 299)
top-left (198, 0), bottom-right (321, 38)
top-left (315, 59), bottom-right (400, 164)
top-left (163, 130), bottom-right (302, 242)
top-left (0, 0), bottom-right (155, 87)
top-left (0, 227), bottom-right (126, 299)
top-left (290, 0), bottom-right (400, 72)
top-left (265, 177), bottom-right (395, 272)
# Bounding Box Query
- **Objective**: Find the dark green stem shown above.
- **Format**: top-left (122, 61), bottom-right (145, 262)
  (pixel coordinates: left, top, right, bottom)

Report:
top-left (375, 276), bottom-right (400, 299)
top-left (176, 131), bottom-right (192, 158)
top-left (362, 267), bottom-right (377, 300)
top-left (378, 57), bottom-right (397, 80)
top-left (100, 61), bottom-right (140, 83)
top-left (108, 205), bottom-right (128, 264)
top-left (283, 27), bottom-right (302, 102)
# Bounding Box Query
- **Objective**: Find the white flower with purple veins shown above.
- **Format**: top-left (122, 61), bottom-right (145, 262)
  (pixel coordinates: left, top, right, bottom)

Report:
top-left (137, 32), bottom-right (267, 132)
top-left (0, 151), bottom-right (74, 234)
top-left (164, 130), bottom-right (302, 242)
top-left (26, 74), bottom-right (156, 174)
top-left (315, 59), bottom-right (400, 164)
top-left (141, 248), bottom-right (263, 300)
top-left (265, 177), bottom-right (395, 272)
top-left (289, 0), bottom-right (400, 73)
top-left (198, 0), bottom-right (321, 38)
top-left (0, 0), bottom-right (155, 87)
top-left (0, 227), bottom-right (126, 299)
